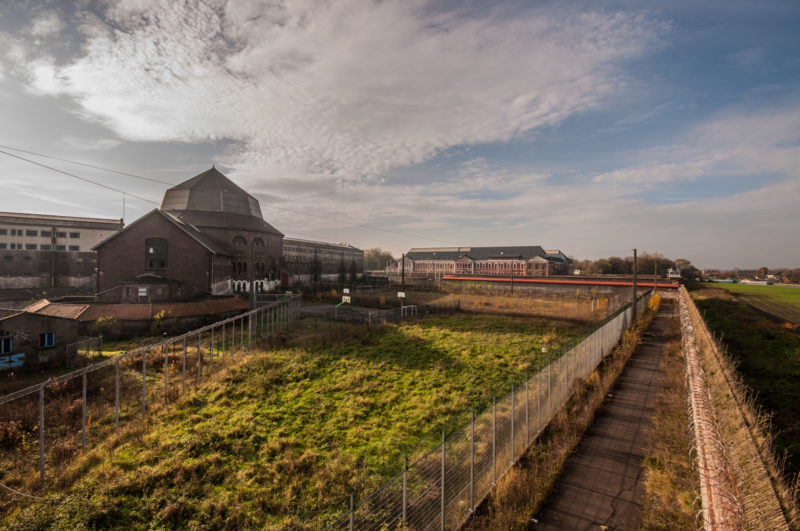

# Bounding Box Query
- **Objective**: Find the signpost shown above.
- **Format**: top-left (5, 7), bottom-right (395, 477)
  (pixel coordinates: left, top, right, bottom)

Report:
top-left (335, 288), bottom-right (352, 319)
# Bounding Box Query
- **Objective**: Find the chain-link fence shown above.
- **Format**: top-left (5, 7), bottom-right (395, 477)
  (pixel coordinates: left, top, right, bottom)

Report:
top-left (62, 336), bottom-right (103, 369)
top-left (0, 295), bottom-right (302, 489)
top-left (320, 291), bottom-right (652, 530)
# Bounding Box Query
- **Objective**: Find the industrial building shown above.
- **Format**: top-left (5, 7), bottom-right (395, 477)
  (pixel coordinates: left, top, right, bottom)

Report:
top-left (0, 212), bottom-right (123, 290)
top-left (281, 237), bottom-right (364, 285)
top-left (398, 246), bottom-right (574, 277)
top-left (94, 167), bottom-right (283, 302)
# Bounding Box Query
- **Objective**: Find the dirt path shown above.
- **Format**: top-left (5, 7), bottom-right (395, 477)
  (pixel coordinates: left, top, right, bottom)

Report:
top-left (532, 302), bottom-right (676, 530)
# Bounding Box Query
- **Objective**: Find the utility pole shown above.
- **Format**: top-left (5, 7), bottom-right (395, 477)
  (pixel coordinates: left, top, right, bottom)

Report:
top-left (631, 248), bottom-right (638, 323)
top-left (401, 253), bottom-right (405, 293)
top-left (653, 261), bottom-right (658, 294)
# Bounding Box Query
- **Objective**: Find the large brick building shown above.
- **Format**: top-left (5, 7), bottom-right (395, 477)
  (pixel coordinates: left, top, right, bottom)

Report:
top-left (95, 168), bottom-right (283, 302)
top-left (0, 212), bottom-right (123, 289)
top-left (398, 246), bottom-right (574, 277)
top-left (281, 237), bottom-right (363, 285)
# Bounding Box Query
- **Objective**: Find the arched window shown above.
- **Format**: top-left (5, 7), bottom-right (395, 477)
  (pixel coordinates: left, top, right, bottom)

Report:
top-left (253, 237), bottom-right (265, 247)
top-left (232, 235), bottom-right (247, 249)
top-left (145, 238), bottom-right (168, 269)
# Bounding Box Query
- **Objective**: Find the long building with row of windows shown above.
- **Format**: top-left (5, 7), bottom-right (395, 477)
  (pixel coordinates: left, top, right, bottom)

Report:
top-left (397, 246), bottom-right (574, 276)
top-left (0, 212), bottom-right (123, 289)
top-left (1, 168), bottom-right (364, 301)
top-left (281, 237), bottom-right (364, 285)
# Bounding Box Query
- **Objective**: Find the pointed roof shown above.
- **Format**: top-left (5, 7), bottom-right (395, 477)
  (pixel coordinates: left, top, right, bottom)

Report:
top-left (160, 168), bottom-right (282, 237)
top-left (161, 167), bottom-right (262, 218)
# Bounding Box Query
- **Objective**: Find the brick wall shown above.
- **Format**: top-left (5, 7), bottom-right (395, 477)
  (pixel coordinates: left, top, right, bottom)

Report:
top-left (96, 212), bottom-right (213, 301)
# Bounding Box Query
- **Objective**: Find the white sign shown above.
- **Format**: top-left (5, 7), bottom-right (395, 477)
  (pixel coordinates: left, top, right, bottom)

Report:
top-left (343, 288), bottom-right (350, 294)
top-left (342, 295), bottom-right (351, 304)
top-left (397, 292), bottom-right (405, 298)
top-left (138, 287), bottom-right (148, 296)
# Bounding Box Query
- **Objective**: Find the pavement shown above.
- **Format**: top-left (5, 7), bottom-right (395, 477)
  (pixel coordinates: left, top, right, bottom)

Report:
top-left (532, 302), bottom-right (676, 530)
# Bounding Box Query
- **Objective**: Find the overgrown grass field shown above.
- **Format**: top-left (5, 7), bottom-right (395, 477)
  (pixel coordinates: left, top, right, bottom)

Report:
top-left (702, 282), bottom-right (800, 324)
top-left (692, 287), bottom-right (800, 479)
top-left (4, 313), bottom-right (586, 530)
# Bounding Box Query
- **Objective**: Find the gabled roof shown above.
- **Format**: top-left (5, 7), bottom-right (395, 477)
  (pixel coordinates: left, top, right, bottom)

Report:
top-left (92, 209), bottom-right (230, 255)
top-left (170, 209), bottom-right (283, 237)
top-left (18, 297), bottom-right (249, 322)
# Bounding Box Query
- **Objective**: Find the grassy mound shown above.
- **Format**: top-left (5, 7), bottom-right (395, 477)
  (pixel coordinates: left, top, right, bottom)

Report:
top-left (4, 313), bottom-right (585, 530)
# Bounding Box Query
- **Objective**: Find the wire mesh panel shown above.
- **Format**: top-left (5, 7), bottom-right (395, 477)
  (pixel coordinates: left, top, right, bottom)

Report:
top-left (0, 391), bottom-right (40, 487)
top-left (84, 363), bottom-right (116, 450)
top-left (314, 292), bottom-right (655, 529)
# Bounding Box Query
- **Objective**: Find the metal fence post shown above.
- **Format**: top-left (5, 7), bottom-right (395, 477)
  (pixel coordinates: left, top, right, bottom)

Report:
top-left (81, 371), bottom-right (87, 452)
top-left (440, 428), bottom-right (446, 531)
top-left (470, 409), bottom-right (475, 512)
top-left (492, 395), bottom-right (497, 485)
top-left (248, 313), bottom-right (252, 347)
top-left (511, 380), bottom-right (515, 462)
top-left (182, 337), bottom-right (187, 393)
top-left (98, 335), bottom-right (103, 357)
top-left (163, 344), bottom-right (168, 404)
top-left (349, 492), bottom-right (355, 531)
top-left (197, 332), bottom-right (202, 381)
top-left (39, 384), bottom-right (45, 484)
top-left (402, 456), bottom-right (408, 529)
top-left (115, 359), bottom-right (120, 434)
top-left (211, 327), bottom-right (215, 361)
top-left (538, 366), bottom-right (542, 434)
top-left (222, 323), bottom-right (226, 365)
top-left (142, 348), bottom-right (147, 418)
top-left (525, 373), bottom-right (529, 444)
top-left (240, 316), bottom-right (245, 349)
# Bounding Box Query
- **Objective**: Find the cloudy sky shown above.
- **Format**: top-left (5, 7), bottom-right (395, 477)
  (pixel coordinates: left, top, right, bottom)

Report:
top-left (1, 0), bottom-right (798, 269)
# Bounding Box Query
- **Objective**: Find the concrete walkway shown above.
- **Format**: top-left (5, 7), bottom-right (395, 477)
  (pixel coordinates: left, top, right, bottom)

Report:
top-left (532, 302), bottom-right (675, 530)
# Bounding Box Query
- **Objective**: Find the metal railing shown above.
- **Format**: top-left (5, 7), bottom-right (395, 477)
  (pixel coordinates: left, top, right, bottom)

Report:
top-left (320, 291), bottom-right (652, 530)
top-left (0, 295), bottom-right (302, 487)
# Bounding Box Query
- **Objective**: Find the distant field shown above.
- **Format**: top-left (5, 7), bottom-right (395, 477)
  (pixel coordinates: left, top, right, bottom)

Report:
top-left (3, 313), bottom-right (586, 530)
top-left (692, 287), bottom-right (800, 479)
top-left (701, 282), bottom-right (800, 324)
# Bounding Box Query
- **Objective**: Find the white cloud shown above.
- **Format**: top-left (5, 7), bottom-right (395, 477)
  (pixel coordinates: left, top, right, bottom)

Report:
top-left (594, 104), bottom-right (800, 184)
top-left (30, 11), bottom-right (64, 37)
top-left (17, 0), bottom-right (665, 183)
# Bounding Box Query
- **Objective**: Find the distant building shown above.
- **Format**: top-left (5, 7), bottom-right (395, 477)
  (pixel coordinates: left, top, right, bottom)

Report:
top-left (397, 246), bottom-right (574, 277)
top-left (281, 237), bottom-right (364, 285)
top-left (0, 212), bottom-right (123, 290)
top-left (94, 168), bottom-right (283, 302)
top-left (666, 267), bottom-right (682, 279)
top-left (0, 308), bottom-right (80, 371)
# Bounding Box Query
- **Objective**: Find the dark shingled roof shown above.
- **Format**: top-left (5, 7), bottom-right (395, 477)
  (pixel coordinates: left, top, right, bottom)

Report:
top-left (162, 167), bottom-right (260, 217)
top-left (406, 246), bottom-right (548, 261)
top-left (161, 167), bottom-right (283, 237)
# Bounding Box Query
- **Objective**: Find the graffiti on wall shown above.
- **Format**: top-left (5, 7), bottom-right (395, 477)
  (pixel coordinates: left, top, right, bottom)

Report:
top-left (0, 353), bottom-right (25, 370)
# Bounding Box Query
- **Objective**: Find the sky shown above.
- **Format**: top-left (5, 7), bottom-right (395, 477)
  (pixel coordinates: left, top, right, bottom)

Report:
top-left (0, 0), bottom-right (798, 269)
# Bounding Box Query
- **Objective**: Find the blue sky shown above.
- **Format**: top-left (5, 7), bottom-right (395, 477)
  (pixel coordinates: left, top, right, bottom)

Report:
top-left (1, 0), bottom-right (798, 269)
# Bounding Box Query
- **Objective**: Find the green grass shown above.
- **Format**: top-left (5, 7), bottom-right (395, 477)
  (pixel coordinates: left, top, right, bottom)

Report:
top-left (702, 282), bottom-right (800, 323)
top-left (692, 287), bottom-right (800, 480)
top-left (4, 314), bottom-right (586, 530)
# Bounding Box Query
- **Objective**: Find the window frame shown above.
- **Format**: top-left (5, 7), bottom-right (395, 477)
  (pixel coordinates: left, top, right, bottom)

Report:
top-left (0, 337), bottom-right (12, 354)
top-left (39, 332), bottom-right (55, 348)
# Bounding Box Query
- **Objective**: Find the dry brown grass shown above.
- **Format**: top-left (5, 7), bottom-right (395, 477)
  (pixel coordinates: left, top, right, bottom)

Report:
top-left (685, 289), bottom-right (799, 529)
top-left (641, 315), bottom-right (698, 530)
top-left (463, 303), bottom-right (660, 530)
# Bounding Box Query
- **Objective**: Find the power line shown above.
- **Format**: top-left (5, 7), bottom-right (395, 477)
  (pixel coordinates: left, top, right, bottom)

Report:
top-left (0, 143), bottom-right (174, 185)
top-left (259, 200), bottom-right (457, 246)
top-left (1, 146), bottom-right (456, 245)
top-left (0, 149), bottom-right (160, 205)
